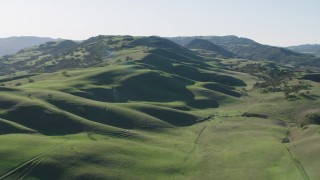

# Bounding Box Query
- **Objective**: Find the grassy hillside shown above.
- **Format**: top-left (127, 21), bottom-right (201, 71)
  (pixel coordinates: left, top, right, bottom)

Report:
top-left (1, 74), bottom-right (320, 179)
top-left (0, 35), bottom-right (320, 179)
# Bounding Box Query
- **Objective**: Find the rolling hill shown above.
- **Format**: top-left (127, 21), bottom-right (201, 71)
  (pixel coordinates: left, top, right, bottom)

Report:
top-left (0, 35), bottom-right (246, 134)
top-left (0, 35), bottom-right (320, 179)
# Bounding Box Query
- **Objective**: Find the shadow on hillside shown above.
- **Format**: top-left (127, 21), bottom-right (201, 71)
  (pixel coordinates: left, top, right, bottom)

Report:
top-left (140, 52), bottom-right (246, 86)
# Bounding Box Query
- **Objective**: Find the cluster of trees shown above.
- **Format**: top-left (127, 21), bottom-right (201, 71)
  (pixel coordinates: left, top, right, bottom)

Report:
top-left (0, 36), bottom-right (137, 76)
top-left (283, 82), bottom-right (311, 100)
top-left (237, 63), bottom-right (312, 100)
top-left (236, 63), bottom-right (268, 75)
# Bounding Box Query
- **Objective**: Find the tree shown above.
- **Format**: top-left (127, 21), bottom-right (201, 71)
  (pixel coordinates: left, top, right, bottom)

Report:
top-left (28, 78), bottom-right (34, 83)
top-left (62, 71), bottom-right (71, 77)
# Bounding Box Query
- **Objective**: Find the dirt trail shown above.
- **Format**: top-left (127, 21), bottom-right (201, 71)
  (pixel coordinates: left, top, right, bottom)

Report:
top-left (280, 125), bottom-right (309, 180)
top-left (285, 145), bottom-right (310, 180)
top-left (173, 126), bottom-right (206, 180)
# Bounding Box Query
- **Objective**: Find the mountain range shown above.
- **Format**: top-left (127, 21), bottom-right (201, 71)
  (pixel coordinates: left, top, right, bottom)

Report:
top-left (168, 35), bottom-right (320, 66)
top-left (288, 44), bottom-right (320, 56)
top-left (1, 35), bottom-right (320, 77)
top-left (0, 36), bottom-right (55, 57)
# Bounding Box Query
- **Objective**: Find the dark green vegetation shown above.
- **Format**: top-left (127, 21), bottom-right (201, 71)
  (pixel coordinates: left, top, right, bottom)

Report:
top-left (1, 35), bottom-right (320, 179)
top-left (0, 36), bottom-right (55, 57)
top-left (169, 36), bottom-right (320, 67)
top-left (302, 73), bottom-right (320, 82)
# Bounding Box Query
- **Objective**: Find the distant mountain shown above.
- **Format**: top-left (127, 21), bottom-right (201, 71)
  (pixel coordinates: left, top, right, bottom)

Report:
top-left (185, 39), bottom-right (235, 58)
top-left (1, 35), bottom-right (320, 76)
top-left (0, 36), bottom-right (55, 57)
top-left (168, 36), bottom-right (319, 66)
top-left (168, 35), bottom-right (256, 47)
top-left (287, 44), bottom-right (320, 56)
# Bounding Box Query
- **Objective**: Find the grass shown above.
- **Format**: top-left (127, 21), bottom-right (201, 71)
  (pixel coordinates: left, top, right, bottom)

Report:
top-left (0, 116), bottom-right (307, 179)
top-left (181, 117), bottom-right (302, 180)
top-left (288, 125), bottom-right (320, 180)
top-left (0, 36), bottom-right (320, 179)
top-left (1, 79), bottom-right (319, 179)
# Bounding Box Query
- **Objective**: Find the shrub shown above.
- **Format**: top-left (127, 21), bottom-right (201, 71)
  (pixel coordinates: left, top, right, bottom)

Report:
top-left (305, 114), bottom-right (320, 124)
top-left (284, 94), bottom-right (297, 101)
top-left (242, 112), bottom-right (268, 119)
top-left (15, 82), bottom-right (22, 86)
top-left (282, 137), bottom-right (290, 143)
top-left (28, 78), bottom-right (34, 83)
top-left (125, 56), bottom-right (133, 61)
top-left (62, 71), bottom-right (71, 77)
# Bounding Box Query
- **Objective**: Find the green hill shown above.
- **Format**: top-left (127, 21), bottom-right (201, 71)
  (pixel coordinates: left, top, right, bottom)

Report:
top-left (0, 35), bottom-right (246, 133)
top-left (0, 35), bottom-right (320, 179)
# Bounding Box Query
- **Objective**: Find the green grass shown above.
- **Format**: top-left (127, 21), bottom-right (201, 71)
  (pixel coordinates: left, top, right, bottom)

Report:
top-left (1, 69), bottom-right (319, 179)
top-left (180, 117), bottom-right (302, 180)
top-left (289, 125), bottom-right (320, 180)
top-left (0, 35), bottom-right (320, 179)
top-left (0, 116), bottom-right (307, 179)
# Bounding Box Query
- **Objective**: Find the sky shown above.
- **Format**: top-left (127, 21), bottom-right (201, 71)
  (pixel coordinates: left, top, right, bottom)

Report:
top-left (0, 0), bottom-right (319, 46)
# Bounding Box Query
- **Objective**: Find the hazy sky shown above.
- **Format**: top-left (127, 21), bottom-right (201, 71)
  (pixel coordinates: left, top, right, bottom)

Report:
top-left (0, 0), bottom-right (319, 46)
